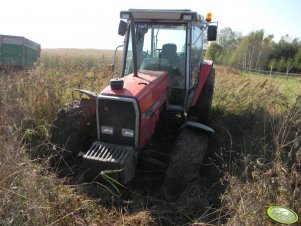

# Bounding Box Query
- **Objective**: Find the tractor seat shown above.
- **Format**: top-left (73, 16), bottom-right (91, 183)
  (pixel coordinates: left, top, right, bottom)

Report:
top-left (160, 43), bottom-right (178, 67)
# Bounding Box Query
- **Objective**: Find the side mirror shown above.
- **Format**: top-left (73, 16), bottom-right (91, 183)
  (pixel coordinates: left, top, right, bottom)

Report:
top-left (207, 25), bottom-right (217, 41)
top-left (118, 20), bottom-right (127, 36)
top-left (109, 44), bottom-right (124, 79)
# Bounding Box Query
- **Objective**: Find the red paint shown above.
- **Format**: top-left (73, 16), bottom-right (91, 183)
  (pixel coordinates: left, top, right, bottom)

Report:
top-left (101, 71), bottom-right (169, 148)
top-left (191, 60), bottom-right (213, 106)
top-left (101, 71), bottom-right (168, 111)
top-left (140, 109), bottom-right (159, 146)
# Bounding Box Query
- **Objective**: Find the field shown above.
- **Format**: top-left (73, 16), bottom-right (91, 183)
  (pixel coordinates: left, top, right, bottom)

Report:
top-left (0, 49), bottom-right (301, 225)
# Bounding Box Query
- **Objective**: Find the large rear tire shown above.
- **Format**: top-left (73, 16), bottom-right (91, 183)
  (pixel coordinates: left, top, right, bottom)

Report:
top-left (189, 68), bottom-right (215, 124)
top-left (161, 127), bottom-right (208, 200)
top-left (50, 98), bottom-right (97, 158)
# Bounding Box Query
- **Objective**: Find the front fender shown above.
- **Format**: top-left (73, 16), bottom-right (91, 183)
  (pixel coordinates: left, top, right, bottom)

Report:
top-left (184, 120), bottom-right (215, 135)
top-left (73, 89), bottom-right (98, 100)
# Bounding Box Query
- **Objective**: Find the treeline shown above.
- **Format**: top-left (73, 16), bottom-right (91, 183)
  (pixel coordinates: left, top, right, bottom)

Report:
top-left (206, 27), bottom-right (301, 74)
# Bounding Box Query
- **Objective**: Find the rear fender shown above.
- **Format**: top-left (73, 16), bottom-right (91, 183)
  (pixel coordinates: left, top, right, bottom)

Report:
top-left (191, 60), bottom-right (213, 106)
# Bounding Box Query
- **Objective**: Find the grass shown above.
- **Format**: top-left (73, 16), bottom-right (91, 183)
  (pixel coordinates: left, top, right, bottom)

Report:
top-left (211, 66), bottom-right (301, 225)
top-left (0, 50), bottom-right (153, 225)
top-left (0, 52), bottom-right (301, 225)
top-left (241, 71), bottom-right (301, 101)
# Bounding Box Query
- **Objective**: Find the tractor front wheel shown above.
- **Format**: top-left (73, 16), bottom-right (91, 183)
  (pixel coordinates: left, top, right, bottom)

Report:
top-left (161, 127), bottom-right (208, 200)
top-left (50, 98), bottom-right (97, 158)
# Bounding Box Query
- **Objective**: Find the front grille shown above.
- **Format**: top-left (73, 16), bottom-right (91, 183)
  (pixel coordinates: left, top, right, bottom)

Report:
top-left (97, 98), bottom-right (136, 146)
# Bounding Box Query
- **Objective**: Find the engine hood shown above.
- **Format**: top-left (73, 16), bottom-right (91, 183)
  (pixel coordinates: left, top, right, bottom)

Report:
top-left (100, 70), bottom-right (169, 112)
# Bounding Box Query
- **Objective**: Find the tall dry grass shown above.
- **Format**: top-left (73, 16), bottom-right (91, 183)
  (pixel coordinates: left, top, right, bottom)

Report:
top-left (0, 53), bottom-right (300, 225)
top-left (208, 66), bottom-right (301, 225)
top-left (0, 50), bottom-right (154, 226)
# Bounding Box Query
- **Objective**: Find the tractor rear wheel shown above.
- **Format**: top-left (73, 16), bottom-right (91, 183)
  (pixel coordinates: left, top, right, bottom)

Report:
top-left (189, 68), bottom-right (215, 123)
top-left (50, 98), bottom-right (97, 158)
top-left (161, 127), bottom-right (208, 200)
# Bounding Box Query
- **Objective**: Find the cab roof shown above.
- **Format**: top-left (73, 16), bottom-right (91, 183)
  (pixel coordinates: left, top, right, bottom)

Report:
top-left (120, 9), bottom-right (205, 23)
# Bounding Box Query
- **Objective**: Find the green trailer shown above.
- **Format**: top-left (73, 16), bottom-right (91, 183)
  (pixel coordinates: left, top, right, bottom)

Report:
top-left (0, 34), bottom-right (41, 70)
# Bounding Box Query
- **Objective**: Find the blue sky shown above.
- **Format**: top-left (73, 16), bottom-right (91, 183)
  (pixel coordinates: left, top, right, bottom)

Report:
top-left (1, 0), bottom-right (300, 49)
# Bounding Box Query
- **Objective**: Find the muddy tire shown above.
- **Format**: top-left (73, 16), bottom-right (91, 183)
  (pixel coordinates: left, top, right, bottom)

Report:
top-left (161, 127), bottom-right (208, 200)
top-left (51, 98), bottom-right (97, 158)
top-left (189, 68), bottom-right (215, 123)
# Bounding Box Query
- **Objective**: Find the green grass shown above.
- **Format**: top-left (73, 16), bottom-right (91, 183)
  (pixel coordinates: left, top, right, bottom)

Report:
top-left (241, 71), bottom-right (301, 101)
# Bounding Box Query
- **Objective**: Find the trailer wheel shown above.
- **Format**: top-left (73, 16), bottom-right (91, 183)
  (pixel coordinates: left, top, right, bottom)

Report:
top-left (50, 98), bottom-right (97, 158)
top-left (161, 127), bottom-right (208, 200)
top-left (189, 68), bottom-right (215, 123)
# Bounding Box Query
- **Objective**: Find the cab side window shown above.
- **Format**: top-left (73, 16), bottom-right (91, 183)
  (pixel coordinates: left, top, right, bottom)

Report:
top-left (191, 26), bottom-right (203, 87)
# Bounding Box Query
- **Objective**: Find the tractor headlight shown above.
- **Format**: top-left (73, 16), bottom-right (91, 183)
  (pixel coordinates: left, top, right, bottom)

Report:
top-left (101, 126), bottom-right (114, 135)
top-left (122, 128), bottom-right (134, 137)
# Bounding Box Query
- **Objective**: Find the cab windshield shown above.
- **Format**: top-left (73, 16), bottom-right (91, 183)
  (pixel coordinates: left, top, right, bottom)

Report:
top-left (124, 23), bottom-right (187, 88)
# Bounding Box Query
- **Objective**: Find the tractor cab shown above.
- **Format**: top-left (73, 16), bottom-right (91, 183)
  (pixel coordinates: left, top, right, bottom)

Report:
top-left (117, 9), bottom-right (217, 112)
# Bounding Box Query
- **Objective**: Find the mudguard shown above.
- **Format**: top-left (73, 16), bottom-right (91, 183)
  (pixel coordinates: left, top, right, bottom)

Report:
top-left (184, 120), bottom-right (215, 135)
top-left (73, 89), bottom-right (98, 100)
top-left (191, 60), bottom-right (213, 106)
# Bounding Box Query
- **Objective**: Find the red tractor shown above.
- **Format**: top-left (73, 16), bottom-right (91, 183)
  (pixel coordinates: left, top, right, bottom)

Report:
top-left (51, 9), bottom-right (217, 199)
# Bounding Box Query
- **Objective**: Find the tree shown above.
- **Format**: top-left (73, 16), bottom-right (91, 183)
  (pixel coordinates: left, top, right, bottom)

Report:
top-left (205, 43), bottom-right (222, 63)
top-left (218, 27), bottom-right (241, 53)
top-left (268, 58), bottom-right (277, 76)
top-left (214, 26), bottom-right (301, 74)
top-left (293, 48), bottom-right (301, 72)
top-left (230, 30), bottom-right (273, 70)
top-left (216, 27), bottom-right (242, 65)
top-left (277, 57), bottom-right (286, 72)
top-left (267, 37), bottom-right (300, 73)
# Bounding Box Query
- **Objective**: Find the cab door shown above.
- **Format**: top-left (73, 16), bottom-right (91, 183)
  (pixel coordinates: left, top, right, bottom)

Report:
top-left (186, 25), bottom-right (204, 110)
